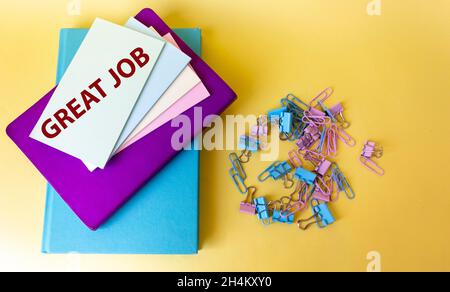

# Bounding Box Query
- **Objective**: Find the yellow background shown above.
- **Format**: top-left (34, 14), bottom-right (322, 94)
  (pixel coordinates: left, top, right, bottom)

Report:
top-left (0, 0), bottom-right (449, 272)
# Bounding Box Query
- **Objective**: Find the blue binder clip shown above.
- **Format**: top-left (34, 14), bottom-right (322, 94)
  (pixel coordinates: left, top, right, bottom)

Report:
top-left (294, 167), bottom-right (317, 185)
top-left (268, 107), bottom-right (287, 123)
top-left (254, 197), bottom-right (271, 225)
top-left (272, 210), bottom-right (294, 224)
top-left (238, 135), bottom-right (259, 153)
top-left (271, 161), bottom-right (293, 180)
top-left (297, 199), bottom-right (335, 230)
top-left (279, 112), bottom-right (293, 134)
top-left (258, 161), bottom-right (293, 182)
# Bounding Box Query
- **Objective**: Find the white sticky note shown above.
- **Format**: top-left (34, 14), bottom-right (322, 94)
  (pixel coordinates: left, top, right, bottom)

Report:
top-left (30, 18), bottom-right (165, 168)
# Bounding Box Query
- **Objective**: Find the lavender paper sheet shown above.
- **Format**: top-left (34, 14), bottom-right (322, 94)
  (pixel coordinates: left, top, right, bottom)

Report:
top-left (6, 8), bottom-right (237, 230)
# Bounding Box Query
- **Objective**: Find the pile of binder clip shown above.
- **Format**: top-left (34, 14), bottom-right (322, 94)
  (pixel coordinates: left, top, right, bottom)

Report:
top-left (229, 87), bottom-right (385, 231)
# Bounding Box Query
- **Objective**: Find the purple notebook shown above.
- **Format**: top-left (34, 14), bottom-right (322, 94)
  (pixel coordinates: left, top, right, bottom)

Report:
top-left (6, 8), bottom-right (237, 230)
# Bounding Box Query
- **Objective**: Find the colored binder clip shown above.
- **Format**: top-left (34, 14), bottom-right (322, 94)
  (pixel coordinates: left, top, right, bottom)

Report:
top-left (272, 210), bottom-right (294, 224)
top-left (268, 107), bottom-right (287, 124)
top-left (296, 124), bottom-right (321, 150)
top-left (360, 141), bottom-right (384, 176)
top-left (251, 115), bottom-right (269, 139)
top-left (361, 141), bottom-right (383, 159)
top-left (240, 187), bottom-right (257, 215)
top-left (237, 135), bottom-right (258, 163)
top-left (331, 163), bottom-right (355, 199)
top-left (238, 135), bottom-right (259, 153)
top-left (329, 103), bottom-right (350, 128)
top-left (258, 161), bottom-right (293, 183)
top-left (294, 167), bottom-right (317, 185)
top-left (268, 199), bottom-right (295, 224)
top-left (254, 197), bottom-right (271, 225)
top-left (315, 159), bottom-right (332, 177)
top-left (272, 161), bottom-right (293, 179)
top-left (279, 112), bottom-right (293, 134)
top-left (297, 199), bottom-right (335, 230)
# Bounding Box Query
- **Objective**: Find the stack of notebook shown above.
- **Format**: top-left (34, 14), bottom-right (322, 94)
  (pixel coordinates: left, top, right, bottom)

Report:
top-left (6, 8), bottom-right (237, 254)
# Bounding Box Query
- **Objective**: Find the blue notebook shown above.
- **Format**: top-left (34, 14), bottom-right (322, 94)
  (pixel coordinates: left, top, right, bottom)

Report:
top-left (42, 28), bottom-right (201, 254)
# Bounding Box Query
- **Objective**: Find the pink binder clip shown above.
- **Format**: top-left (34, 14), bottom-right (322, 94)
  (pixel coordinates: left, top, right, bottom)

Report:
top-left (240, 186), bottom-right (257, 215)
top-left (362, 141), bottom-right (383, 159)
top-left (251, 115), bottom-right (269, 138)
top-left (296, 125), bottom-right (321, 150)
top-left (360, 141), bottom-right (384, 176)
top-left (315, 159), bottom-right (332, 177)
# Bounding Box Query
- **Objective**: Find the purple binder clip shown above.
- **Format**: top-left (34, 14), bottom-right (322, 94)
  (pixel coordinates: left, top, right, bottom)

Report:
top-left (329, 103), bottom-right (343, 117)
top-left (360, 141), bottom-right (385, 176)
top-left (315, 159), bottom-right (332, 176)
top-left (296, 125), bottom-right (321, 150)
top-left (362, 141), bottom-right (383, 159)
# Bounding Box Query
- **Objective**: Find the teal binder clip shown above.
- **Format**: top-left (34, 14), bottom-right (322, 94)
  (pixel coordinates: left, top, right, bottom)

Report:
top-left (295, 167), bottom-right (317, 185)
top-left (268, 107), bottom-right (287, 123)
top-left (258, 161), bottom-right (293, 182)
top-left (254, 197), bottom-right (271, 225)
top-left (297, 199), bottom-right (335, 230)
top-left (271, 161), bottom-right (293, 180)
top-left (279, 112), bottom-right (293, 134)
top-left (238, 135), bottom-right (259, 153)
top-left (272, 210), bottom-right (294, 224)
